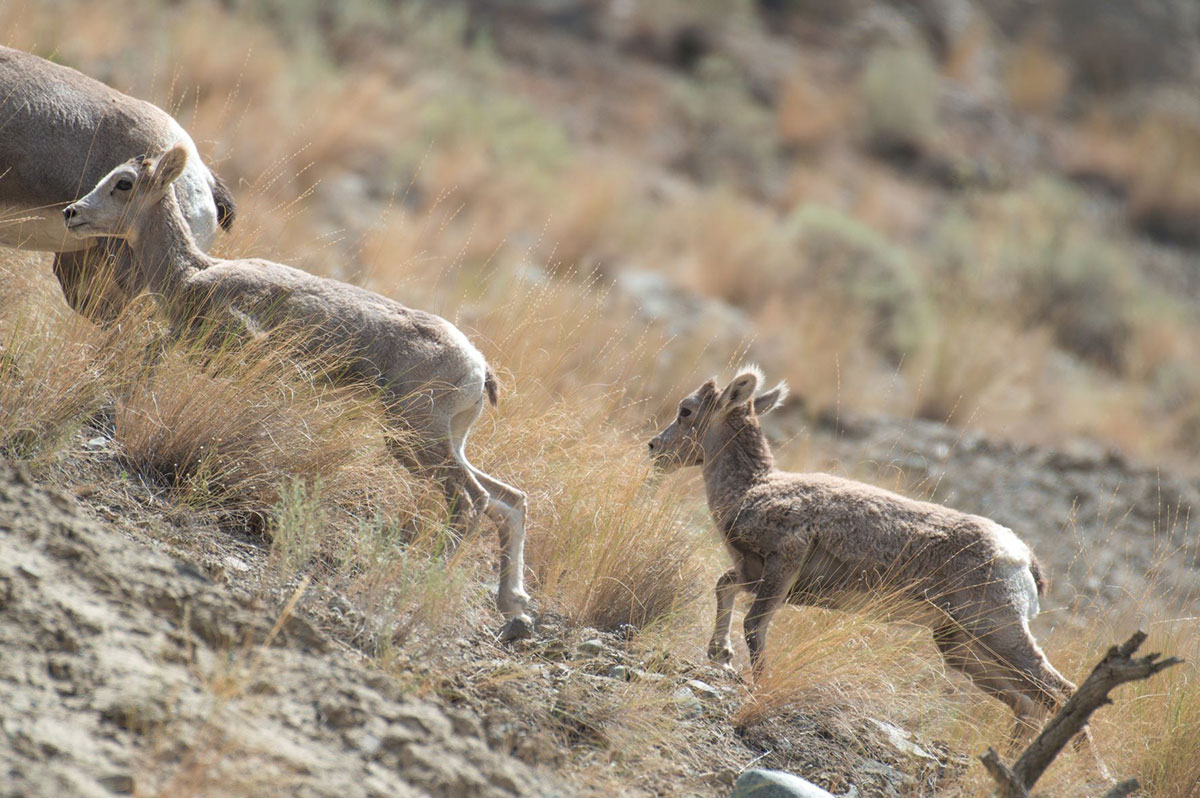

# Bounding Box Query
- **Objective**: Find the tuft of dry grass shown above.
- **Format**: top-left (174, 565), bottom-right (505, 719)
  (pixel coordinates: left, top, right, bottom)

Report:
top-left (113, 330), bottom-right (397, 514)
top-left (0, 258), bottom-right (143, 459)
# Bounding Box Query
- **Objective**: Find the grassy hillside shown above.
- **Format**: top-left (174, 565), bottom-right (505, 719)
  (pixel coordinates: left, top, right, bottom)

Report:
top-left (2, 1), bottom-right (1198, 795)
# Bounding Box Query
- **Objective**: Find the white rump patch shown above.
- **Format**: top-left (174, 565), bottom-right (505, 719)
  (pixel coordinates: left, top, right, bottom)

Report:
top-left (165, 118), bottom-right (219, 250)
top-left (990, 523), bottom-right (1032, 566)
top-left (1020, 565), bottom-right (1041, 620)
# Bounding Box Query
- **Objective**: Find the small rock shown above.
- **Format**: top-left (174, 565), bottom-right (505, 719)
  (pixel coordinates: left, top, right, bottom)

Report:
top-left (356, 731), bottom-right (382, 757)
top-left (97, 773), bottom-right (134, 794)
top-left (84, 436), bottom-right (109, 450)
top-left (731, 769), bottom-right (836, 798)
top-left (672, 686), bottom-right (703, 718)
top-left (605, 665), bottom-right (633, 681)
top-left (868, 718), bottom-right (938, 762)
top-left (221, 555), bottom-right (251, 573)
top-left (575, 638), bottom-right (604, 657)
top-left (684, 678), bottom-right (721, 700)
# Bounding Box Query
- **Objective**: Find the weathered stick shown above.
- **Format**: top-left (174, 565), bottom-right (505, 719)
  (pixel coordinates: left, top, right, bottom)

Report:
top-left (981, 629), bottom-right (1183, 798)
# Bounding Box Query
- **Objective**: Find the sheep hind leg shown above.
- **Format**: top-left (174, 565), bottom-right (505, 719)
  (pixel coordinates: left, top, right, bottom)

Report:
top-left (386, 433), bottom-right (483, 551)
top-left (448, 405), bottom-right (534, 637)
top-left (979, 622), bottom-right (1114, 783)
top-left (933, 624), bottom-right (1047, 751)
top-left (468, 465), bottom-right (532, 625)
top-left (743, 554), bottom-right (801, 680)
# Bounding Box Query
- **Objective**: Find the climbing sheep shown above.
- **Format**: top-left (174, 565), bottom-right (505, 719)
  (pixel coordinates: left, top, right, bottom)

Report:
top-left (648, 367), bottom-right (1085, 746)
top-left (63, 146), bottom-right (532, 639)
top-left (0, 45), bottom-right (235, 322)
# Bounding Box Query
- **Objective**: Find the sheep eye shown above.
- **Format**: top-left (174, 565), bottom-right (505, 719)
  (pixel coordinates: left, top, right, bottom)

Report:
top-left (679, 407), bottom-right (692, 419)
top-left (115, 179), bottom-right (133, 191)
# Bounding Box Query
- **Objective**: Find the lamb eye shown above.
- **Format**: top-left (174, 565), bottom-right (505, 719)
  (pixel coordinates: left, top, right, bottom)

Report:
top-left (679, 407), bottom-right (692, 419)
top-left (115, 179), bottom-right (133, 191)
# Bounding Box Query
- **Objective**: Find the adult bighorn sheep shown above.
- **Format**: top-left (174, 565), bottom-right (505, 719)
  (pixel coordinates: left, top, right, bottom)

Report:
top-left (0, 45), bottom-right (235, 322)
top-left (648, 367), bottom-right (1084, 745)
top-left (63, 146), bottom-right (532, 639)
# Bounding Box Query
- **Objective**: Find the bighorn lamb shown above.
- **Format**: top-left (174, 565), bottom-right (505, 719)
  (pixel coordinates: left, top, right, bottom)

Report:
top-left (648, 368), bottom-right (1079, 741)
top-left (63, 146), bottom-right (531, 637)
top-left (0, 45), bottom-right (235, 322)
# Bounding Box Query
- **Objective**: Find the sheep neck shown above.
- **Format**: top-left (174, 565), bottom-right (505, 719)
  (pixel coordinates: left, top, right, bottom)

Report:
top-left (701, 413), bottom-right (774, 530)
top-left (125, 189), bottom-right (212, 297)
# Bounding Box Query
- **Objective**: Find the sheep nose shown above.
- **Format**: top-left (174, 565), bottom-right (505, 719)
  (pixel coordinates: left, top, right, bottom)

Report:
top-left (647, 439), bottom-right (658, 453)
top-left (63, 206), bottom-right (77, 221)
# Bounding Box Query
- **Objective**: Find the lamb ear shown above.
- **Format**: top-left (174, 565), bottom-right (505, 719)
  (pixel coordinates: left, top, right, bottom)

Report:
top-left (752, 381), bottom-right (789, 416)
top-left (152, 145), bottom-right (189, 189)
top-left (717, 366), bottom-right (763, 410)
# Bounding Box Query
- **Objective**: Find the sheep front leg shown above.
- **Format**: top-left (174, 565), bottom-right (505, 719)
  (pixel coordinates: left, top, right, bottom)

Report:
top-left (743, 554), bottom-right (799, 679)
top-left (707, 568), bottom-right (740, 668)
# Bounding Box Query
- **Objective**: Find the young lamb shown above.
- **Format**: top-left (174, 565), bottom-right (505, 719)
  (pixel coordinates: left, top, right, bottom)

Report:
top-left (63, 146), bottom-right (532, 639)
top-left (0, 45), bottom-right (235, 323)
top-left (647, 367), bottom-right (1083, 744)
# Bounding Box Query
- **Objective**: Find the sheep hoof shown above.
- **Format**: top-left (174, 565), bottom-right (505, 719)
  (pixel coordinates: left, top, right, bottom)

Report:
top-left (707, 642), bottom-right (735, 665)
top-left (498, 614), bottom-right (535, 642)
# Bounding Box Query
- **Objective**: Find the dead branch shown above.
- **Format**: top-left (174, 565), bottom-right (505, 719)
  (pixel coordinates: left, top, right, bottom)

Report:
top-left (981, 629), bottom-right (1183, 798)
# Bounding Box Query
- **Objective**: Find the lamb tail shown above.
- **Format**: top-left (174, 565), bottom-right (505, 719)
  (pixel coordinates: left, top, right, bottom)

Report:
top-left (484, 366), bottom-right (499, 407)
top-left (210, 170), bottom-right (237, 232)
top-left (1029, 554), bottom-right (1047, 597)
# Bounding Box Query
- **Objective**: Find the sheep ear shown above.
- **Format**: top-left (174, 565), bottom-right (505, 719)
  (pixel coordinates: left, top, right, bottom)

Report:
top-left (152, 145), bottom-right (189, 189)
top-left (717, 367), bottom-right (762, 410)
top-left (752, 381), bottom-right (789, 416)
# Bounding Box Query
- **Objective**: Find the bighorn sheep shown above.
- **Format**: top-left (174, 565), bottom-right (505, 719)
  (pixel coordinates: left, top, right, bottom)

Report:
top-left (0, 45), bottom-right (235, 322)
top-left (63, 146), bottom-right (532, 638)
top-left (648, 368), bottom-right (1082, 744)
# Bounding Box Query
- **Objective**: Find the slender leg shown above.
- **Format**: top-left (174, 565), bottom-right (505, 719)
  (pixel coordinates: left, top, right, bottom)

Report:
top-left (933, 618), bottom-right (1098, 762)
top-left (743, 554), bottom-right (800, 679)
top-left (468, 464), bottom-right (531, 619)
top-left (447, 403), bottom-right (532, 626)
top-left (708, 568), bottom-right (741, 667)
top-left (934, 623), bottom-right (1041, 749)
top-left (386, 434), bottom-right (481, 548)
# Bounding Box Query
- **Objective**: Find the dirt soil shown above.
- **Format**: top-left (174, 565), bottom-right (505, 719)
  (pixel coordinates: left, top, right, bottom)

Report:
top-left (0, 460), bottom-right (559, 798)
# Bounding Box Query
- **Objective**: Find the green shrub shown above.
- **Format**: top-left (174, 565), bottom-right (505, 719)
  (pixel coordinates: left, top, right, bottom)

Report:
top-left (787, 204), bottom-right (933, 363)
top-left (861, 42), bottom-right (939, 156)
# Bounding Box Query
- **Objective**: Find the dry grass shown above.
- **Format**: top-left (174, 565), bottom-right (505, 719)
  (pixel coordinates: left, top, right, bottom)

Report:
top-left (114, 333), bottom-right (396, 513)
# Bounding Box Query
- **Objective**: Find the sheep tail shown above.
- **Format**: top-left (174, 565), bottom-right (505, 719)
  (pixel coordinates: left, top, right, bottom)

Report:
top-left (484, 365), bottom-right (499, 407)
top-left (1029, 554), bottom-right (1047, 597)
top-left (210, 169), bottom-right (237, 232)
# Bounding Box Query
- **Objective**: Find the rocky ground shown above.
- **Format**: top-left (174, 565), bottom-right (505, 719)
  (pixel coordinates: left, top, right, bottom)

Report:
top-left (3, 401), bottom-right (1195, 797)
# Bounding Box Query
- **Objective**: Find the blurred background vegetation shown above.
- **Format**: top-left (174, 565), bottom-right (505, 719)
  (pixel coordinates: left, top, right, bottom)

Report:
top-left (6, 0), bottom-right (1199, 462)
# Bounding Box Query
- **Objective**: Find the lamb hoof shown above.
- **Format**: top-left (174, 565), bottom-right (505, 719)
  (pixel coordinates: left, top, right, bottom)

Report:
top-left (498, 614), bottom-right (535, 642)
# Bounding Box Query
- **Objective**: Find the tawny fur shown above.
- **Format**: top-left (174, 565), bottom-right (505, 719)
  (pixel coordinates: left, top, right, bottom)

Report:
top-left (64, 147), bottom-right (531, 629)
top-left (0, 45), bottom-right (235, 322)
top-left (649, 368), bottom-right (1081, 745)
